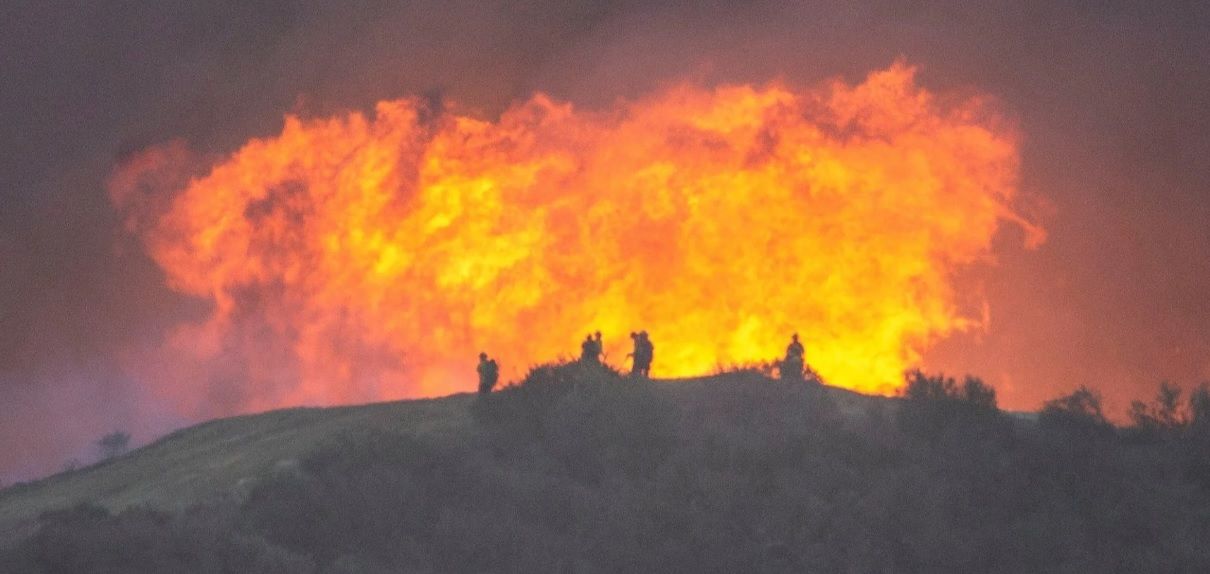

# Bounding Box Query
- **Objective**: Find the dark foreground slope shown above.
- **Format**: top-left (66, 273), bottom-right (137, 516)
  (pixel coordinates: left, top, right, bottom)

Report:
top-left (3, 364), bottom-right (1210, 573)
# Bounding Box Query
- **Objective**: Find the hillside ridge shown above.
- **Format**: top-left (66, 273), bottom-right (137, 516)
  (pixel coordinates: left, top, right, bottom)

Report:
top-left (0, 373), bottom-right (883, 537)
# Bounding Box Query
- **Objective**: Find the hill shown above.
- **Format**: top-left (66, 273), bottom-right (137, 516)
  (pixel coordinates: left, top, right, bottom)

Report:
top-left (0, 369), bottom-right (883, 533)
top-left (0, 393), bottom-right (478, 536)
top-left (2, 364), bottom-right (1209, 572)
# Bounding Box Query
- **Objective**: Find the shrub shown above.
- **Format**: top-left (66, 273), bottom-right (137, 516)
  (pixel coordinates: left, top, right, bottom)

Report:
top-left (1039, 386), bottom-right (1113, 437)
top-left (1128, 382), bottom-right (1186, 439)
top-left (471, 360), bottom-right (624, 441)
top-left (97, 431), bottom-right (131, 461)
top-left (1187, 384), bottom-right (1210, 438)
top-left (4, 503), bottom-right (314, 573)
top-left (898, 371), bottom-right (1001, 439)
top-left (961, 377), bottom-right (997, 411)
top-left (241, 430), bottom-right (466, 568)
top-left (902, 371), bottom-right (957, 403)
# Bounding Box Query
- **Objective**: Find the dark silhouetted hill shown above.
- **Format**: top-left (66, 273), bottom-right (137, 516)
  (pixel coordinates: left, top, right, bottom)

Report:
top-left (3, 363), bottom-right (1210, 572)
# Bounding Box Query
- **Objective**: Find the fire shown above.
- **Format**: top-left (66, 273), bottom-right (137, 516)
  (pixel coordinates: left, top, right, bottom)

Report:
top-left (111, 63), bottom-right (1039, 416)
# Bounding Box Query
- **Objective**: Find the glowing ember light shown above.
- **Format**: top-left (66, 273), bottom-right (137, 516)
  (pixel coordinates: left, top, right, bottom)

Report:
top-left (110, 62), bottom-right (1041, 416)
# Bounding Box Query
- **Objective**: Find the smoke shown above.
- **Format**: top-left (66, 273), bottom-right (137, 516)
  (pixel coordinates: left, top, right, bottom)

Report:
top-left (3, 0), bottom-right (1209, 481)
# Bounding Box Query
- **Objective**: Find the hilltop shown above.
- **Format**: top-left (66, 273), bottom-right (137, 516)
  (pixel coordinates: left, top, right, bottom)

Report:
top-left (0, 368), bottom-right (881, 534)
top-left (2, 364), bottom-right (1209, 572)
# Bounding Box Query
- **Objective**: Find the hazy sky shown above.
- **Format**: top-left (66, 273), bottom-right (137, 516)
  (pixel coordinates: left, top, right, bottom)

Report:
top-left (2, 0), bottom-right (1208, 481)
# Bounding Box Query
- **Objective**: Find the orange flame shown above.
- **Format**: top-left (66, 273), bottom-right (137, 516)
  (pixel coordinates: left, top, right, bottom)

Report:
top-left (111, 63), bottom-right (1038, 416)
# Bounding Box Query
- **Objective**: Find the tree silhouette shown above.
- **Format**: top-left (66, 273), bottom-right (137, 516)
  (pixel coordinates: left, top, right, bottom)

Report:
top-left (1128, 381), bottom-right (1185, 437)
top-left (1188, 384), bottom-right (1210, 437)
top-left (1039, 386), bottom-right (1112, 436)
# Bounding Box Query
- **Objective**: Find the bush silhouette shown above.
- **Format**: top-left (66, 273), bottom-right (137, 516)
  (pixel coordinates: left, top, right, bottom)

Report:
top-left (1189, 384), bottom-right (1210, 438)
top-left (1039, 385), bottom-right (1113, 437)
top-left (471, 360), bottom-right (625, 440)
top-left (898, 371), bottom-right (1001, 439)
top-left (97, 431), bottom-right (131, 461)
top-left (1127, 381), bottom-right (1186, 439)
top-left (3, 503), bottom-right (313, 573)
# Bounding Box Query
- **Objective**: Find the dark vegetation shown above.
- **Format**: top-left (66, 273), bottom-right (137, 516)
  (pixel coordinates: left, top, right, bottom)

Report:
top-left (5, 364), bottom-right (1210, 572)
top-left (96, 431), bottom-right (132, 462)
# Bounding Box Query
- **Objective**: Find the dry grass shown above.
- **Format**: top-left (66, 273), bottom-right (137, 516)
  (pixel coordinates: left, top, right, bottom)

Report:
top-left (0, 393), bottom-right (477, 537)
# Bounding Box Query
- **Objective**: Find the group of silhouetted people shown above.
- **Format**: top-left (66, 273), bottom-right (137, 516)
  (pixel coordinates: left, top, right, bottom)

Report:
top-left (577, 330), bottom-right (653, 378)
top-left (581, 331), bottom-right (605, 365)
top-left (478, 332), bottom-right (808, 394)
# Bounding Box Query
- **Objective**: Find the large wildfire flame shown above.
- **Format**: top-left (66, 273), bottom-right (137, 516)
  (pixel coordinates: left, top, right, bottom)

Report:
top-left (111, 63), bottom-right (1039, 416)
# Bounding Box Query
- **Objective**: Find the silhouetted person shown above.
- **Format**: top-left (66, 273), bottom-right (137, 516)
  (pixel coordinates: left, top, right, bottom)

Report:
top-left (477, 352), bottom-right (499, 395)
top-left (786, 333), bottom-right (804, 360)
top-left (580, 334), bottom-right (600, 365)
top-left (594, 331), bottom-right (604, 362)
top-left (628, 330), bottom-right (653, 378)
top-left (627, 331), bottom-right (642, 377)
top-left (781, 333), bottom-right (804, 382)
top-left (641, 331), bottom-right (654, 376)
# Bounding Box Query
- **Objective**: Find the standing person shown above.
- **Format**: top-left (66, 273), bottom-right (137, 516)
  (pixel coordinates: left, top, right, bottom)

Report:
top-left (477, 352), bottom-right (499, 395)
top-left (594, 331), bottom-right (605, 363)
top-left (786, 333), bottom-right (804, 361)
top-left (580, 334), bottom-right (600, 365)
top-left (636, 331), bottom-right (654, 378)
top-left (781, 333), bottom-right (804, 382)
top-left (627, 332), bottom-right (642, 377)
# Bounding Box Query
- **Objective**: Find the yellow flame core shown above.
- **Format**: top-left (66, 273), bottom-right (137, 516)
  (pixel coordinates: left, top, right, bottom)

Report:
top-left (115, 63), bottom-right (1029, 414)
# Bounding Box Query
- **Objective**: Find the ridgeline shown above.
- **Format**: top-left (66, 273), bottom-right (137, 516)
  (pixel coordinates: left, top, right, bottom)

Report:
top-left (2, 363), bottom-right (1209, 572)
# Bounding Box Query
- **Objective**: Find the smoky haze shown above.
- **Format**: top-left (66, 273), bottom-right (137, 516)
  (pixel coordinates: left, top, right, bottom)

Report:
top-left (2, 0), bottom-right (1208, 482)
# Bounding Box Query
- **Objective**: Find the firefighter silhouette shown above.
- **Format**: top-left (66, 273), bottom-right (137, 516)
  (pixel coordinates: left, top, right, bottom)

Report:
top-left (628, 330), bottom-right (654, 378)
top-left (580, 333), bottom-right (602, 365)
top-left (477, 352), bottom-right (499, 394)
top-left (781, 333), bottom-right (805, 382)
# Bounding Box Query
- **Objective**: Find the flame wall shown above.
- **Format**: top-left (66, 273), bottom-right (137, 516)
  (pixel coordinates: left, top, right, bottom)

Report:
top-left (110, 63), bottom-right (1036, 416)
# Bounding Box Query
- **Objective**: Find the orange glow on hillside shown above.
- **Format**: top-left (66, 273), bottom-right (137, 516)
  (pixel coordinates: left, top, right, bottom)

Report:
top-left (111, 63), bottom-right (1039, 416)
